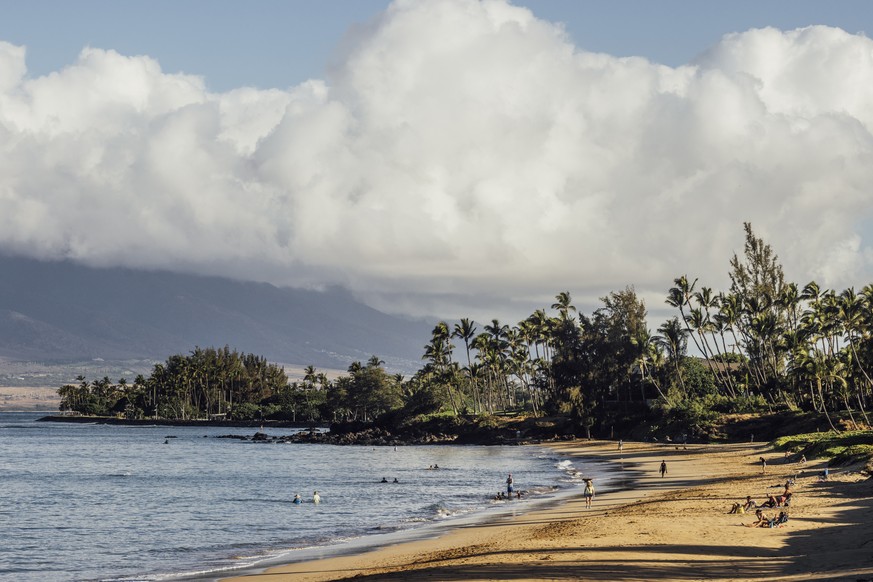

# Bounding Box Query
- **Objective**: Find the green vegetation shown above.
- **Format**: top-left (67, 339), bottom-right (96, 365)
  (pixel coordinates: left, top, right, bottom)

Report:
top-left (58, 347), bottom-right (288, 420)
top-left (774, 431), bottom-right (873, 466)
top-left (57, 223), bottom-right (873, 448)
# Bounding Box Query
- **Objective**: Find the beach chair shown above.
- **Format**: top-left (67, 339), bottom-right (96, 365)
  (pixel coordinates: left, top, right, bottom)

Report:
top-left (771, 513), bottom-right (789, 528)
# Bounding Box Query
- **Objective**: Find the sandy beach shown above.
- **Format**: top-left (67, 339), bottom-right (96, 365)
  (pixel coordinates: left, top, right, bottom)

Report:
top-left (0, 386), bottom-right (59, 411)
top-left (224, 440), bottom-right (873, 582)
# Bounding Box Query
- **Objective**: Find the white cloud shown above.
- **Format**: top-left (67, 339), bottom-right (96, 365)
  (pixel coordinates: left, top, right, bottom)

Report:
top-left (1, 0), bottom-right (873, 323)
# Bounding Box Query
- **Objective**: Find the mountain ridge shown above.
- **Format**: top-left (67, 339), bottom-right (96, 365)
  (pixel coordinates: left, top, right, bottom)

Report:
top-left (0, 255), bottom-right (432, 372)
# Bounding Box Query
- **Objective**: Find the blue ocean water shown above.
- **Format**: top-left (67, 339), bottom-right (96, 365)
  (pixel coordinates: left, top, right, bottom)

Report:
top-left (0, 412), bottom-right (613, 582)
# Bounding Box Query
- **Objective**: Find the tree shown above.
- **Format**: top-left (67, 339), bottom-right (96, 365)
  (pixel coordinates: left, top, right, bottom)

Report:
top-left (453, 318), bottom-right (481, 413)
top-left (656, 317), bottom-right (688, 397)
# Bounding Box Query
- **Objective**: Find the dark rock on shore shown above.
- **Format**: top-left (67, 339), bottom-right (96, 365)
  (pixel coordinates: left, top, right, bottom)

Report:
top-left (38, 415), bottom-right (328, 430)
top-left (212, 416), bottom-right (583, 446)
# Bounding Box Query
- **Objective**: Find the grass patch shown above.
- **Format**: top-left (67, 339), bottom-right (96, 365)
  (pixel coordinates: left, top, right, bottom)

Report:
top-left (773, 430), bottom-right (873, 466)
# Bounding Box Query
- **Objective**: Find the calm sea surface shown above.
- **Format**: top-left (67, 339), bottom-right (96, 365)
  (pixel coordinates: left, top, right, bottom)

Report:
top-left (0, 412), bottom-right (615, 581)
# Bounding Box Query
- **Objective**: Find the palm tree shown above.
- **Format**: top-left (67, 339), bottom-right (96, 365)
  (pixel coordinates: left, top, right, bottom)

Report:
top-left (687, 304), bottom-right (734, 397)
top-left (841, 287), bottom-right (873, 423)
top-left (453, 318), bottom-right (481, 414)
top-left (423, 322), bottom-right (459, 414)
top-left (667, 276), bottom-right (710, 364)
top-left (551, 291), bottom-right (576, 321)
top-left (656, 317), bottom-right (688, 396)
top-left (633, 328), bottom-right (670, 404)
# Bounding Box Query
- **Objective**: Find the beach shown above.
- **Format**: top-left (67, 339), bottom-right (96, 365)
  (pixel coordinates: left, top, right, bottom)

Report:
top-left (224, 440), bottom-right (873, 582)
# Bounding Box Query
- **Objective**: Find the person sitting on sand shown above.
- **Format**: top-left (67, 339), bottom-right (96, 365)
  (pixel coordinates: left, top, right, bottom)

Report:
top-left (745, 509), bottom-right (771, 528)
top-left (762, 494), bottom-right (778, 508)
top-left (728, 502), bottom-right (744, 514)
top-left (743, 496), bottom-right (757, 512)
top-left (778, 492), bottom-right (793, 507)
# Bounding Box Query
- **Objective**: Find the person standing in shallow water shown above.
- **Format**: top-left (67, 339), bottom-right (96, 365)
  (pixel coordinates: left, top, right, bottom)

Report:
top-left (506, 473), bottom-right (514, 495)
top-left (659, 460), bottom-right (667, 478)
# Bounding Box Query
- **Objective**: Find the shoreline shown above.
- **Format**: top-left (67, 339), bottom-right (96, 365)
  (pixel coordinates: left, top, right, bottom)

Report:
top-left (220, 440), bottom-right (873, 582)
top-left (190, 444), bottom-right (632, 581)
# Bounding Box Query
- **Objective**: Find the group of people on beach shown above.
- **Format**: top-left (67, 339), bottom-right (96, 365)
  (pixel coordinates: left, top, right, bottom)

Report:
top-left (728, 479), bottom-right (795, 513)
top-left (729, 478), bottom-right (795, 527)
top-left (494, 472), bottom-right (527, 501)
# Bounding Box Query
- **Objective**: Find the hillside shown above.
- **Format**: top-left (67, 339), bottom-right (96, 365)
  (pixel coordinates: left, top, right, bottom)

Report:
top-left (0, 255), bottom-right (432, 374)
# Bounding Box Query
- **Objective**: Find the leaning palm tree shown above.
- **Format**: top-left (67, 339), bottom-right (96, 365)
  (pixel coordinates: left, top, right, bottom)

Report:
top-left (840, 288), bottom-right (872, 424)
top-left (632, 328), bottom-right (671, 404)
top-left (792, 350), bottom-right (840, 433)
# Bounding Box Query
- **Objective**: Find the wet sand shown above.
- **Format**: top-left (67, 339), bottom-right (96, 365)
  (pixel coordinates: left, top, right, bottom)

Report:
top-left (224, 440), bottom-right (873, 581)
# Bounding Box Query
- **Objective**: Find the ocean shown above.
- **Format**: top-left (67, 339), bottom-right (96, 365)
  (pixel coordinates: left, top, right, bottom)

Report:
top-left (0, 412), bottom-right (615, 581)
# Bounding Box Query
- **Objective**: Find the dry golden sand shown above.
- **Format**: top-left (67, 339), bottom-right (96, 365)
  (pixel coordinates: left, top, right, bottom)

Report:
top-left (0, 386), bottom-right (58, 411)
top-left (224, 440), bottom-right (873, 582)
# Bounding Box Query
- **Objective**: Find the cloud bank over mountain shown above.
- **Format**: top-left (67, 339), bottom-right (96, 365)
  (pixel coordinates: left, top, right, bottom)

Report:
top-left (1, 0), bottom-right (872, 320)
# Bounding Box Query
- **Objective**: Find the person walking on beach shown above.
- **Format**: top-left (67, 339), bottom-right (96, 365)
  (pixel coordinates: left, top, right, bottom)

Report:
top-left (618, 439), bottom-right (623, 453)
top-left (760, 456), bottom-right (767, 473)
top-left (506, 473), bottom-right (514, 495)
top-left (583, 478), bottom-right (595, 509)
top-left (659, 460), bottom-right (667, 478)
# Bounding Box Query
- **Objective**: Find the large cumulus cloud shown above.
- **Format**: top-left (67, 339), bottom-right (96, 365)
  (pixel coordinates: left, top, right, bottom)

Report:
top-left (1, 0), bottom-right (872, 320)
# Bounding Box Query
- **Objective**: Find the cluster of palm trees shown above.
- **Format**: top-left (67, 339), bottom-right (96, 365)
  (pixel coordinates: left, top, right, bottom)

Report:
top-left (661, 274), bottom-right (873, 430)
top-left (414, 308), bottom-right (561, 416)
top-left (58, 346), bottom-right (288, 420)
top-left (405, 228), bottom-right (873, 435)
top-left (409, 289), bottom-right (645, 423)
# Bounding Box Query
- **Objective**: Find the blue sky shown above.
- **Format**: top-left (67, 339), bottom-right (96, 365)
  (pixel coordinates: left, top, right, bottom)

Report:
top-left (1, 0), bottom-right (873, 322)
top-left (2, 0), bottom-right (871, 91)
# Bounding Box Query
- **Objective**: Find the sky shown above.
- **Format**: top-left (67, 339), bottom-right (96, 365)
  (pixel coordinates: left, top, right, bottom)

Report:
top-left (2, 0), bottom-right (873, 325)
